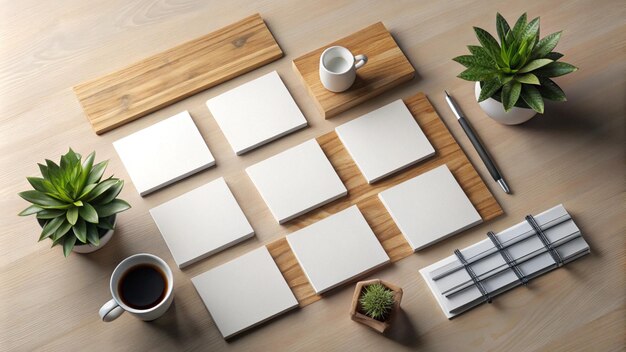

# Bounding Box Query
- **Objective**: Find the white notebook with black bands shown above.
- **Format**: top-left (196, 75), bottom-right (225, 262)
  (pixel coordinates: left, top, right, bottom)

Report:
top-left (420, 204), bottom-right (590, 318)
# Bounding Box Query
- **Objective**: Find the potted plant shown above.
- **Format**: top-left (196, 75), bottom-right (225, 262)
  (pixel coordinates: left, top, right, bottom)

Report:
top-left (18, 148), bottom-right (131, 257)
top-left (453, 13), bottom-right (578, 124)
top-left (349, 279), bottom-right (403, 333)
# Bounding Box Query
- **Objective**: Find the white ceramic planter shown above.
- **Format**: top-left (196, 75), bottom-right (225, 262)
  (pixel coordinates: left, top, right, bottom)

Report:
top-left (475, 82), bottom-right (537, 125)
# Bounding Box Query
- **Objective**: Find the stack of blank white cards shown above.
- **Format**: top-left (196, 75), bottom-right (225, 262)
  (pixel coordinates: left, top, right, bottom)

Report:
top-left (420, 204), bottom-right (590, 318)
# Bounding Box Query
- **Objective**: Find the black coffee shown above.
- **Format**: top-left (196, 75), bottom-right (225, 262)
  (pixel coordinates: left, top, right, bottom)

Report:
top-left (118, 264), bottom-right (167, 310)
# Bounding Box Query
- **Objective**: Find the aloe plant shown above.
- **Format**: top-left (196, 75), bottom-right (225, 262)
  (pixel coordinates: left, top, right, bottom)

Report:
top-left (359, 283), bottom-right (395, 321)
top-left (18, 149), bottom-right (131, 257)
top-left (453, 13), bottom-right (578, 113)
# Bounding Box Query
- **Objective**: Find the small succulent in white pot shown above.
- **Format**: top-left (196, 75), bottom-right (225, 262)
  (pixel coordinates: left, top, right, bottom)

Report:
top-left (18, 149), bottom-right (131, 256)
top-left (454, 13), bottom-right (578, 124)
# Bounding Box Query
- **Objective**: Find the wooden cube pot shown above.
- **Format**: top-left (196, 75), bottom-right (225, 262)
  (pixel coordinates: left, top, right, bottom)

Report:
top-left (349, 279), bottom-right (403, 333)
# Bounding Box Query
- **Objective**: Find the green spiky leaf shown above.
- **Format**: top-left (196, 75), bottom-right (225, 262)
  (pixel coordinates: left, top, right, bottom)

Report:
top-left (36, 209), bottom-right (66, 219)
top-left (77, 151), bottom-right (95, 193)
top-left (96, 217), bottom-right (115, 230)
top-left (66, 207), bottom-right (79, 225)
top-left (518, 59), bottom-right (553, 73)
top-left (63, 235), bottom-right (76, 257)
top-left (495, 13), bottom-right (510, 46)
top-left (87, 224), bottom-right (101, 246)
top-left (78, 183), bottom-right (98, 200)
top-left (53, 219), bottom-right (73, 241)
top-left (537, 78), bottom-right (567, 101)
top-left (502, 81), bottom-right (522, 111)
top-left (26, 177), bottom-right (47, 192)
top-left (19, 205), bottom-right (43, 216)
top-left (467, 45), bottom-right (496, 65)
top-left (94, 199), bottom-right (131, 218)
top-left (474, 27), bottom-right (502, 65)
top-left (87, 161), bottom-right (108, 184)
top-left (511, 13), bottom-right (528, 39)
top-left (545, 52), bottom-right (564, 61)
top-left (515, 73), bottom-right (540, 85)
top-left (19, 190), bottom-right (70, 208)
top-left (93, 180), bottom-right (124, 205)
top-left (453, 55), bottom-right (493, 68)
top-left (520, 17), bottom-right (540, 43)
top-left (40, 216), bottom-right (65, 241)
top-left (521, 85), bottom-right (545, 113)
top-left (478, 78), bottom-right (503, 102)
top-left (84, 179), bottom-right (118, 201)
top-left (79, 203), bottom-right (99, 224)
top-left (458, 66), bottom-right (497, 81)
top-left (534, 62), bottom-right (578, 77)
top-left (532, 31), bottom-right (562, 59)
top-left (73, 218), bottom-right (87, 243)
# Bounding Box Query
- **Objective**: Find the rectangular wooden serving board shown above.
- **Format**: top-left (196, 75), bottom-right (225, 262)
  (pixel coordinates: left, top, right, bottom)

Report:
top-left (266, 92), bottom-right (503, 307)
top-left (292, 22), bottom-right (415, 119)
top-left (74, 13), bottom-right (283, 134)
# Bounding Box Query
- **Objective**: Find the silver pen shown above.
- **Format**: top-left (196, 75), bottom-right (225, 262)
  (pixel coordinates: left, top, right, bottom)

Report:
top-left (444, 91), bottom-right (511, 194)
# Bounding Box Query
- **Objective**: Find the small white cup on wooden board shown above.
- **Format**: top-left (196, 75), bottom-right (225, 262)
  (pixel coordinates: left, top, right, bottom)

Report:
top-left (319, 46), bottom-right (368, 92)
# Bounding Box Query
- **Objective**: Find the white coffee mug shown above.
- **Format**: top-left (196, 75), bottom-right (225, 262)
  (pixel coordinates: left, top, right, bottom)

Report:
top-left (319, 46), bottom-right (368, 92)
top-left (99, 253), bottom-right (174, 322)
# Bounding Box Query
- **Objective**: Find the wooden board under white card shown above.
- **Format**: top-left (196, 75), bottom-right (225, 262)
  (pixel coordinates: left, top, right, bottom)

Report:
top-left (206, 71), bottom-right (308, 155)
top-left (335, 99), bottom-right (435, 183)
top-left (286, 206), bottom-right (390, 294)
top-left (378, 164), bottom-right (482, 251)
top-left (246, 139), bottom-right (347, 224)
top-left (113, 111), bottom-right (215, 196)
top-left (267, 92), bottom-right (503, 307)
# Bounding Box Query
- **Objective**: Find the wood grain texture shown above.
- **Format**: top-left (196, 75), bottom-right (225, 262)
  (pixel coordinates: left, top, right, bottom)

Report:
top-left (73, 13), bottom-right (283, 134)
top-left (1, 1), bottom-right (624, 351)
top-left (266, 92), bottom-right (502, 306)
top-left (293, 22), bottom-right (415, 118)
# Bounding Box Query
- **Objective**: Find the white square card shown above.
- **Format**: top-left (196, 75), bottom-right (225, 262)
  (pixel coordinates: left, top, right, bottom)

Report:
top-left (378, 164), bottom-right (481, 251)
top-left (335, 99), bottom-right (435, 183)
top-left (246, 139), bottom-right (347, 224)
top-left (150, 177), bottom-right (254, 268)
top-left (113, 111), bottom-right (215, 196)
top-left (191, 247), bottom-right (298, 339)
top-left (207, 71), bottom-right (308, 155)
top-left (286, 205), bottom-right (390, 294)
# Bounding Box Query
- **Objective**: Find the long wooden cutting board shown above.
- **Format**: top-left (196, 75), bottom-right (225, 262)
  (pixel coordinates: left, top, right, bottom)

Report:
top-left (74, 14), bottom-right (283, 134)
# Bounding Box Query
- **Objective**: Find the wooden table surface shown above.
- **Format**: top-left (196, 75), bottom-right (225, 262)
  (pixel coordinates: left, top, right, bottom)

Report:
top-left (1, 1), bottom-right (623, 351)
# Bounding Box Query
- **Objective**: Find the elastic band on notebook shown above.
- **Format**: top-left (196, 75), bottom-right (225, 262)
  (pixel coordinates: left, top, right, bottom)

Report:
top-left (487, 231), bottom-right (528, 285)
top-left (454, 249), bottom-right (492, 303)
top-left (525, 215), bottom-right (563, 267)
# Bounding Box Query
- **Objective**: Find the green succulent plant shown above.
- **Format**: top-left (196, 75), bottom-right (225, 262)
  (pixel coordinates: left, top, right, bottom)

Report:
top-left (18, 149), bottom-right (131, 257)
top-left (359, 283), bottom-right (395, 321)
top-left (453, 12), bottom-right (578, 113)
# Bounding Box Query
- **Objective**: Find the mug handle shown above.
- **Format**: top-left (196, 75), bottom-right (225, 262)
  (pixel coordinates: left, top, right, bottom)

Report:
top-left (354, 54), bottom-right (368, 70)
top-left (99, 299), bottom-right (125, 322)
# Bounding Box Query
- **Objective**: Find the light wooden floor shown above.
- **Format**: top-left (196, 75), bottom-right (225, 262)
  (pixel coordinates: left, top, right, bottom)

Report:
top-left (1, 1), bottom-right (624, 351)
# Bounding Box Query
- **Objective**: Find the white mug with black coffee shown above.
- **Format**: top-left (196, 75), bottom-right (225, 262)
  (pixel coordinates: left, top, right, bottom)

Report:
top-left (99, 253), bottom-right (174, 322)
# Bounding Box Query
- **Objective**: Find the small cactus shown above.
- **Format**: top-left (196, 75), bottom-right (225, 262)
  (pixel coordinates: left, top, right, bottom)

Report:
top-left (359, 283), bottom-right (395, 321)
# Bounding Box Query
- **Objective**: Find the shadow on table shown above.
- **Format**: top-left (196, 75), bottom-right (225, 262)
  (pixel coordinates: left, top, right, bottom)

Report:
top-left (142, 300), bottom-right (203, 342)
top-left (384, 308), bottom-right (421, 348)
top-left (516, 98), bottom-right (622, 147)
